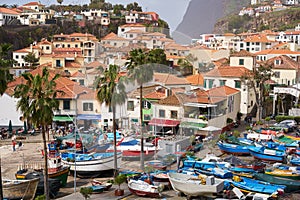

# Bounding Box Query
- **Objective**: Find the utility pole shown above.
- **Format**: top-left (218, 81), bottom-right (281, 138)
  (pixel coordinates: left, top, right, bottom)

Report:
top-left (0, 157), bottom-right (3, 200)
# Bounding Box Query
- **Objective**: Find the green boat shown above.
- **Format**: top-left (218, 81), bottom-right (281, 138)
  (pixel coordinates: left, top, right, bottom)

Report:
top-left (254, 173), bottom-right (300, 193)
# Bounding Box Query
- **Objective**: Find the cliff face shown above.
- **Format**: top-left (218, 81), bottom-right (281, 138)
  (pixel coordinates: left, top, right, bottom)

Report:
top-left (173, 0), bottom-right (249, 44)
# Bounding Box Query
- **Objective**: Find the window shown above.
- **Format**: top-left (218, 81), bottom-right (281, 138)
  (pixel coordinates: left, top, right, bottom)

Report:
top-left (209, 79), bottom-right (214, 88)
top-left (274, 71), bottom-right (280, 78)
top-left (170, 110), bottom-right (178, 119)
top-left (56, 60), bottom-right (61, 67)
top-left (83, 102), bottom-right (93, 111)
top-left (63, 100), bottom-right (70, 110)
top-left (79, 79), bottom-right (84, 85)
top-left (15, 55), bottom-right (19, 59)
top-left (127, 101), bottom-right (134, 111)
top-left (219, 80), bottom-right (226, 86)
top-left (143, 101), bottom-right (151, 109)
top-left (159, 109), bottom-right (165, 118)
top-left (235, 80), bottom-right (241, 88)
top-left (46, 46), bottom-right (50, 50)
top-left (239, 59), bottom-right (244, 65)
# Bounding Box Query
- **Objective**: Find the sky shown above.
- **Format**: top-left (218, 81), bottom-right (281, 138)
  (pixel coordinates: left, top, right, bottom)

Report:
top-left (1, 0), bottom-right (191, 31)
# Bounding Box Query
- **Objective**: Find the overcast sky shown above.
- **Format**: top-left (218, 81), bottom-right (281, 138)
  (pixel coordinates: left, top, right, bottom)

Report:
top-left (1, 0), bottom-right (191, 31)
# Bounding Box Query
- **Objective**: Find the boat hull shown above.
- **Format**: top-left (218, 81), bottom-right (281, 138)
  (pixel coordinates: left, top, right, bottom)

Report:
top-left (168, 172), bottom-right (224, 198)
top-left (217, 142), bottom-right (250, 155)
top-left (248, 147), bottom-right (286, 162)
top-left (49, 166), bottom-right (70, 187)
top-left (62, 152), bottom-right (122, 178)
top-left (3, 178), bottom-right (39, 200)
top-left (128, 180), bottom-right (161, 198)
top-left (254, 173), bottom-right (300, 193)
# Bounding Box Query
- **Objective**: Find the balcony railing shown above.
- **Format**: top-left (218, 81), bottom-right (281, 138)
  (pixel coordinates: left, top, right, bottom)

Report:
top-left (54, 109), bottom-right (76, 116)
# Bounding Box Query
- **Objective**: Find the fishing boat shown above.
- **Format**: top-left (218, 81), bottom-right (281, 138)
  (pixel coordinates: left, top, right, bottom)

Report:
top-left (254, 173), bottom-right (300, 193)
top-left (224, 155), bottom-right (266, 172)
top-left (61, 151), bottom-right (122, 178)
top-left (290, 156), bottom-right (300, 166)
top-left (87, 185), bottom-right (105, 194)
top-left (217, 141), bottom-right (250, 155)
top-left (228, 176), bottom-right (286, 195)
top-left (146, 160), bottom-right (167, 171)
top-left (127, 179), bottom-right (162, 198)
top-left (16, 143), bottom-right (70, 187)
top-left (3, 178), bottom-right (39, 200)
top-left (91, 179), bottom-right (113, 191)
top-left (106, 137), bottom-right (157, 160)
top-left (265, 168), bottom-right (300, 180)
top-left (151, 172), bottom-right (172, 189)
top-left (168, 172), bottom-right (224, 199)
top-left (248, 146), bottom-right (287, 163)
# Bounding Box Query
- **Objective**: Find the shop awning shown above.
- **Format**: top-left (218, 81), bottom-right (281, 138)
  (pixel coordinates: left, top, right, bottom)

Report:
top-left (77, 114), bottom-right (101, 120)
top-left (53, 116), bottom-right (74, 122)
top-left (179, 121), bottom-right (207, 130)
top-left (148, 118), bottom-right (180, 127)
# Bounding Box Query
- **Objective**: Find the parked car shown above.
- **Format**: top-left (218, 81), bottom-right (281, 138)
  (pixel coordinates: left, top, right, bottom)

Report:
top-left (274, 119), bottom-right (297, 132)
top-left (272, 123), bottom-right (290, 132)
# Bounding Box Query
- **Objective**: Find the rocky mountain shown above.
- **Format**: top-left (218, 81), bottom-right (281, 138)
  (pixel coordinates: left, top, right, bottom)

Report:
top-left (173, 0), bottom-right (249, 44)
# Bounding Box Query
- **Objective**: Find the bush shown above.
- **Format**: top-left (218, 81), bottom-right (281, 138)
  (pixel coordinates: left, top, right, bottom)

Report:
top-left (80, 187), bottom-right (93, 200)
top-left (227, 118), bottom-right (234, 124)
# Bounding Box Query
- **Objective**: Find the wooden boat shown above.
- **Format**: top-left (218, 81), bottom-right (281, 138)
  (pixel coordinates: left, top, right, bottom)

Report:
top-left (151, 172), bottom-right (171, 188)
top-left (61, 151), bottom-right (122, 178)
top-left (16, 142), bottom-right (70, 187)
top-left (228, 176), bottom-right (286, 195)
top-left (265, 168), bottom-right (300, 180)
top-left (254, 173), bottom-right (300, 192)
top-left (248, 146), bottom-right (287, 163)
top-left (3, 178), bottom-right (39, 200)
top-left (168, 172), bottom-right (224, 198)
top-left (217, 141), bottom-right (250, 155)
top-left (146, 160), bottom-right (167, 171)
top-left (91, 179), bottom-right (113, 190)
top-left (224, 155), bottom-right (266, 172)
top-left (87, 185), bottom-right (105, 194)
top-left (127, 179), bottom-right (161, 198)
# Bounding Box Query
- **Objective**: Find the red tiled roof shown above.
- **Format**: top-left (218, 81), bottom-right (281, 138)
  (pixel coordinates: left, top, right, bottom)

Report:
top-left (266, 55), bottom-right (300, 70)
top-left (157, 95), bottom-right (180, 106)
top-left (154, 73), bottom-right (189, 85)
top-left (204, 66), bottom-right (251, 78)
top-left (0, 8), bottom-right (20, 15)
top-left (255, 49), bottom-right (300, 55)
top-left (186, 74), bottom-right (204, 86)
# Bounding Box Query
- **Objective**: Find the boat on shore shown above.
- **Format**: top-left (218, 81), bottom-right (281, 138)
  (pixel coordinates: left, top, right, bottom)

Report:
top-left (168, 172), bottom-right (224, 199)
top-left (217, 141), bottom-right (250, 155)
top-left (127, 179), bottom-right (162, 198)
top-left (254, 172), bottom-right (300, 193)
top-left (248, 146), bottom-right (287, 163)
top-left (61, 151), bottom-right (122, 178)
top-left (3, 178), bottom-right (39, 200)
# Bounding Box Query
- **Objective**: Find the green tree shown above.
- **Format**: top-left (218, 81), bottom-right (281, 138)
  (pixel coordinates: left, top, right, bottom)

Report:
top-left (0, 43), bottom-right (14, 96)
top-left (126, 2), bottom-right (142, 11)
top-left (13, 68), bottom-right (62, 200)
top-left (24, 52), bottom-right (39, 68)
top-left (127, 48), bottom-right (167, 170)
top-left (177, 58), bottom-right (193, 76)
top-left (94, 64), bottom-right (126, 177)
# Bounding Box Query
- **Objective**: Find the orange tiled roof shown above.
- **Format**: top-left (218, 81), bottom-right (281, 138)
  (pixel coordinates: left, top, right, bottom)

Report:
top-left (120, 23), bottom-right (146, 27)
top-left (266, 55), bottom-right (300, 70)
top-left (204, 66), bottom-right (251, 78)
top-left (0, 8), bottom-right (20, 15)
top-left (144, 91), bottom-right (166, 100)
top-left (72, 71), bottom-right (85, 77)
top-left (65, 62), bottom-right (82, 68)
top-left (244, 34), bottom-right (275, 42)
top-left (23, 2), bottom-right (44, 6)
top-left (255, 49), bottom-right (300, 55)
top-left (154, 73), bottom-right (189, 85)
top-left (231, 50), bottom-right (256, 57)
top-left (186, 74), bottom-right (204, 86)
top-left (14, 48), bottom-right (30, 53)
top-left (157, 95), bottom-right (180, 106)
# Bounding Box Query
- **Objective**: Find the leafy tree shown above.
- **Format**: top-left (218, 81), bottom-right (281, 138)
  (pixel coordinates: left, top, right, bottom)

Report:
top-left (241, 62), bottom-right (274, 121)
top-left (177, 58), bottom-right (193, 76)
top-left (80, 187), bottom-right (93, 200)
top-left (0, 43), bottom-right (14, 96)
top-left (94, 64), bottom-right (127, 177)
top-left (113, 4), bottom-right (125, 16)
top-left (126, 2), bottom-right (142, 11)
top-left (127, 48), bottom-right (167, 170)
top-left (24, 52), bottom-right (39, 68)
top-left (13, 68), bottom-right (63, 200)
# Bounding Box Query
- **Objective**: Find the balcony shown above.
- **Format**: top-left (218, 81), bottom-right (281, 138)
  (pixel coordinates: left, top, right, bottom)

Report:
top-left (54, 109), bottom-right (76, 116)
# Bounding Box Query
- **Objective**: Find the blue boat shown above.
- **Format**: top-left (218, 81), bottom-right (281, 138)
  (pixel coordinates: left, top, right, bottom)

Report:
top-left (217, 141), bottom-right (250, 155)
top-left (290, 156), bottom-right (300, 166)
top-left (248, 146), bottom-right (287, 163)
top-left (227, 176), bottom-right (286, 195)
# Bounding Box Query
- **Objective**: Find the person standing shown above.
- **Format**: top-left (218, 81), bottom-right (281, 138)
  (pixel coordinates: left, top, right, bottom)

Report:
top-left (12, 134), bottom-right (16, 151)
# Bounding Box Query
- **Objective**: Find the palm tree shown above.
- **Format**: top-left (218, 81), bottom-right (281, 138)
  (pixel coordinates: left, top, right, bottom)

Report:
top-left (24, 52), bottom-right (39, 68)
top-left (127, 48), bottom-right (167, 170)
top-left (0, 43), bottom-right (14, 96)
top-left (94, 64), bottom-right (126, 177)
top-left (13, 67), bottom-right (62, 200)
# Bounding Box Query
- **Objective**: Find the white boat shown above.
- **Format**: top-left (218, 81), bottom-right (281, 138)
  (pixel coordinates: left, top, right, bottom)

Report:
top-left (201, 153), bottom-right (231, 168)
top-left (168, 172), bottom-right (224, 198)
top-left (61, 151), bottom-right (122, 178)
top-left (127, 179), bottom-right (162, 198)
top-left (3, 178), bottom-right (39, 200)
